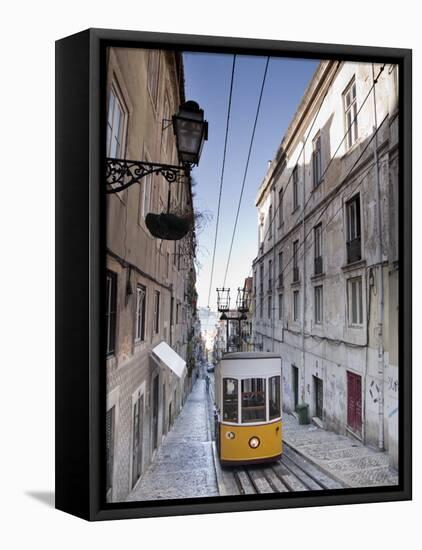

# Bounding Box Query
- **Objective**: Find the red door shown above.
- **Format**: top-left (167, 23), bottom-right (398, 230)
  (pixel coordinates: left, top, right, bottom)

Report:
top-left (347, 371), bottom-right (362, 434)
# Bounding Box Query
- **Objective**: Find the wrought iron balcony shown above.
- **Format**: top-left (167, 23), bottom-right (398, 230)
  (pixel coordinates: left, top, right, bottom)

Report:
top-left (347, 237), bottom-right (362, 264)
top-left (314, 255), bottom-right (323, 275)
top-left (293, 267), bottom-right (300, 283)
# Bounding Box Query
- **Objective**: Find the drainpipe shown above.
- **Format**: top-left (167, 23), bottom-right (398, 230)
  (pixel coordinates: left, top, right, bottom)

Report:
top-left (371, 63), bottom-right (385, 451)
top-left (301, 138), bottom-right (307, 403)
top-left (272, 185), bottom-right (276, 352)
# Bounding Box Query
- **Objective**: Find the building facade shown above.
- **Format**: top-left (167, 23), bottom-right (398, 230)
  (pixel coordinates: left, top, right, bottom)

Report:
top-left (252, 61), bottom-right (399, 467)
top-left (105, 47), bottom-right (199, 502)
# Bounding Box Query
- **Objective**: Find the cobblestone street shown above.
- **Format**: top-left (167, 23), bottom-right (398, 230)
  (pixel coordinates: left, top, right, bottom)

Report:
top-left (126, 375), bottom-right (398, 501)
top-left (282, 414), bottom-right (399, 488)
top-left (126, 378), bottom-right (218, 501)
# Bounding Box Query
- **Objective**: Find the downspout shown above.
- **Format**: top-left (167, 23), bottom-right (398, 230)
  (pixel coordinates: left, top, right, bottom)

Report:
top-left (301, 137), bottom-right (307, 403)
top-left (371, 63), bottom-right (385, 451)
top-left (272, 185), bottom-right (276, 352)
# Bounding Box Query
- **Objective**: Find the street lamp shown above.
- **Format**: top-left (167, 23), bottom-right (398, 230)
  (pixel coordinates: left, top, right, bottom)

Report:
top-left (216, 286), bottom-right (250, 352)
top-left (216, 287), bottom-right (230, 313)
top-left (106, 100), bottom-right (208, 241)
top-left (172, 101), bottom-right (208, 165)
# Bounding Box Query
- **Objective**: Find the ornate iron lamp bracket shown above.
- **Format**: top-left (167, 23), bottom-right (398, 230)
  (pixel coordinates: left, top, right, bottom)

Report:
top-left (106, 158), bottom-right (189, 194)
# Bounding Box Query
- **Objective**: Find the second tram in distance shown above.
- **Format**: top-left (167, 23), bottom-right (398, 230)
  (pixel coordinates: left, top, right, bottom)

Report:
top-left (214, 352), bottom-right (282, 466)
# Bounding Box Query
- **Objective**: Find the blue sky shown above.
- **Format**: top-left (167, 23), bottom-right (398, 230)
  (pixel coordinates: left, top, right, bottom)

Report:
top-left (183, 52), bottom-right (318, 316)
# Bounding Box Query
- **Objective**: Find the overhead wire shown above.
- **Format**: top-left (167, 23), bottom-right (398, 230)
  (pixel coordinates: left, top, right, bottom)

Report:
top-left (222, 56), bottom-right (270, 288)
top-left (206, 55), bottom-right (237, 310)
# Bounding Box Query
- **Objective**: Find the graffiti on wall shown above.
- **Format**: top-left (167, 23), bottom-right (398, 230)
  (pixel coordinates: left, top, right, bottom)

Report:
top-left (388, 376), bottom-right (399, 393)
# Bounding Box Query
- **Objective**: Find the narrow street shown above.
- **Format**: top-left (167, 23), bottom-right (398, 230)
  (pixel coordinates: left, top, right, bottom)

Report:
top-left (126, 378), bottom-right (218, 501)
top-left (125, 371), bottom-right (396, 502)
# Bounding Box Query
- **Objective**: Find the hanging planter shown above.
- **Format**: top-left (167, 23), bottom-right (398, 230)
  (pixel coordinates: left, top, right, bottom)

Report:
top-left (145, 212), bottom-right (193, 241)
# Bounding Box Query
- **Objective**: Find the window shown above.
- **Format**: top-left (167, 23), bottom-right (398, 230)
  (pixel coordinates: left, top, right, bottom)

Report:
top-left (259, 214), bottom-right (264, 247)
top-left (268, 204), bottom-right (273, 239)
top-left (268, 259), bottom-right (272, 291)
top-left (312, 133), bottom-right (322, 187)
top-left (106, 271), bottom-right (117, 355)
top-left (223, 378), bottom-right (238, 422)
top-left (314, 285), bottom-right (323, 324)
top-left (346, 194), bottom-right (362, 263)
top-left (259, 263), bottom-right (264, 295)
top-left (348, 277), bottom-right (363, 326)
top-left (139, 152), bottom-right (153, 221)
top-left (241, 378), bottom-right (266, 423)
top-left (153, 290), bottom-right (160, 334)
top-left (162, 94), bottom-right (171, 155)
top-left (176, 302), bottom-right (180, 324)
top-left (293, 240), bottom-right (299, 282)
top-left (135, 285), bottom-right (146, 342)
top-left (314, 224), bottom-right (323, 274)
top-left (278, 251), bottom-right (283, 287)
top-left (293, 166), bottom-right (299, 210)
top-left (268, 295), bottom-right (272, 319)
top-left (293, 290), bottom-right (299, 322)
top-left (344, 78), bottom-right (358, 149)
top-left (106, 87), bottom-right (125, 158)
top-left (269, 376), bottom-right (281, 420)
top-left (278, 293), bottom-right (283, 321)
top-left (278, 188), bottom-right (283, 226)
top-left (170, 297), bottom-right (174, 326)
top-left (259, 295), bottom-right (263, 319)
top-left (147, 50), bottom-right (160, 106)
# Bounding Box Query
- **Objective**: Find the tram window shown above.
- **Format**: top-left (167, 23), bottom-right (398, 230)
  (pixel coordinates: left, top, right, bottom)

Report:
top-left (241, 378), bottom-right (266, 423)
top-left (223, 378), bottom-right (238, 422)
top-left (269, 376), bottom-right (281, 420)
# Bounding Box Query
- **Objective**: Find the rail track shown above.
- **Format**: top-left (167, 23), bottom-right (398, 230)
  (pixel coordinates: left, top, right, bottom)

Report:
top-left (213, 442), bottom-right (345, 496)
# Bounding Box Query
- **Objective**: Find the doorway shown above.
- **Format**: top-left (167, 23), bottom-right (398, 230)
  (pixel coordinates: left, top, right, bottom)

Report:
top-left (313, 375), bottom-right (323, 419)
top-left (347, 371), bottom-right (362, 435)
top-left (152, 375), bottom-right (159, 450)
top-left (131, 393), bottom-right (144, 488)
top-left (292, 365), bottom-right (299, 411)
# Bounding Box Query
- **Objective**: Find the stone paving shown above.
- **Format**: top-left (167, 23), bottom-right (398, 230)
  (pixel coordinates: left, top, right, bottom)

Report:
top-left (126, 378), bottom-right (219, 501)
top-left (282, 413), bottom-right (399, 488)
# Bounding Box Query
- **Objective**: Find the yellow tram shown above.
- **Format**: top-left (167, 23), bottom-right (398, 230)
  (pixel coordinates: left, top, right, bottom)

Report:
top-left (214, 352), bottom-right (282, 466)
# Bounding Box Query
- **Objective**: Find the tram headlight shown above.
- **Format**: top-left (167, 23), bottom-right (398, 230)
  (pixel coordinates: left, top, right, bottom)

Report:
top-left (248, 436), bottom-right (260, 449)
top-left (226, 431), bottom-right (236, 440)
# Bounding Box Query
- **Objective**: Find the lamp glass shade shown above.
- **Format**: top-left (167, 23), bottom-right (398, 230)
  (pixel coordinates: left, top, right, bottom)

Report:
top-left (173, 101), bottom-right (208, 165)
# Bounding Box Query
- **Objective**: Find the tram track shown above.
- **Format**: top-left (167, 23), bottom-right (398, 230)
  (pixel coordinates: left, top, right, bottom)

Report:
top-left (225, 443), bottom-right (345, 495)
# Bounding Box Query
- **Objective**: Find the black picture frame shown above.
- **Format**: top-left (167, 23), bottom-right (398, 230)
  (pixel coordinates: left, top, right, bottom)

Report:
top-left (55, 28), bottom-right (412, 521)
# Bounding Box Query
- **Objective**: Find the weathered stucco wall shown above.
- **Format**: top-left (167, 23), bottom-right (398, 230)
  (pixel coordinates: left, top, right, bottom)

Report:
top-left (253, 61), bottom-right (399, 466)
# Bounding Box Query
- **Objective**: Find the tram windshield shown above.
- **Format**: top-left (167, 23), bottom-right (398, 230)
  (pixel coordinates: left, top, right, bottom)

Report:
top-left (269, 375), bottom-right (281, 420)
top-left (241, 378), bottom-right (266, 423)
top-left (222, 378), bottom-right (238, 422)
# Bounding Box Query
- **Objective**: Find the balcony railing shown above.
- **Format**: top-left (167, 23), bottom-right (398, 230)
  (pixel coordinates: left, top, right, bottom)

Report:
top-left (314, 255), bottom-right (323, 275)
top-left (347, 237), bottom-right (362, 264)
top-left (293, 267), bottom-right (299, 283)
